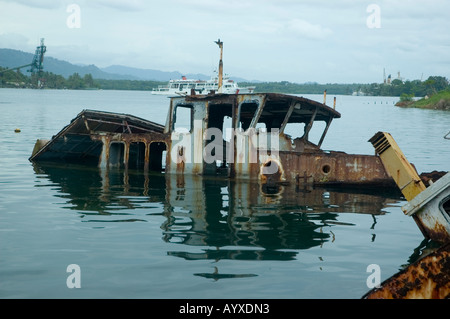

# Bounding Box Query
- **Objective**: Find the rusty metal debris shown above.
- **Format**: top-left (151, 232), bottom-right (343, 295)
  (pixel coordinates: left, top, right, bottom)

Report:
top-left (363, 242), bottom-right (450, 299)
top-left (369, 131), bottom-right (450, 243)
top-left (367, 131), bottom-right (449, 299)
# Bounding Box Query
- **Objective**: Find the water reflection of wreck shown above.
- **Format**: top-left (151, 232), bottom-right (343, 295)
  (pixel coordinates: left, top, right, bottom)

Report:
top-left (33, 163), bottom-right (397, 262)
top-left (163, 174), bottom-right (396, 262)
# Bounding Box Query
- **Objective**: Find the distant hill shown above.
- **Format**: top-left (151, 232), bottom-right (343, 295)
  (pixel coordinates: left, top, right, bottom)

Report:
top-left (100, 65), bottom-right (211, 81)
top-left (0, 48), bottom-right (250, 82)
top-left (101, 65), bottom-right (252, 82)
top-left (0, 48), bottom-right (134, 80)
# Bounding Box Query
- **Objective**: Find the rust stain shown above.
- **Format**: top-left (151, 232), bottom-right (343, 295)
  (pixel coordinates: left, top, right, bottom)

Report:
top-left (278, 151), bottom-right (395, 188)
top-left (423, 222), bottom-right (450, 243)
top-left (176, 146), bottom-right (186, 174)
top-left (364, 242), bottom-right (450, 299)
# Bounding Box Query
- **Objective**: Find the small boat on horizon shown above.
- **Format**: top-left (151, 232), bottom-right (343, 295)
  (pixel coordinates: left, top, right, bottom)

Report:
top-left (151, 72), bottom-right (255, 96)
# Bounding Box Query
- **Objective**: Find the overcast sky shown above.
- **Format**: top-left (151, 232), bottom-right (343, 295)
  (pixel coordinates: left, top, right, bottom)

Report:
top-left (1, 0), bottom-right (449, 83)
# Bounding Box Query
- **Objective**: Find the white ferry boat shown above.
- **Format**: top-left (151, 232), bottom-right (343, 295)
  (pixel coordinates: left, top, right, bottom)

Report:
top-left (152, 73), bottom-right (255, 95)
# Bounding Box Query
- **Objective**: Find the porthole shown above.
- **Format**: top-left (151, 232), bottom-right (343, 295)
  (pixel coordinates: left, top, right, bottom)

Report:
top-left (322, 164), bottom-right (331, 174)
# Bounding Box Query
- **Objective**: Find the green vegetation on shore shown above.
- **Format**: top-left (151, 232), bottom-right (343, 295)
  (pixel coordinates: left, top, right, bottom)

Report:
top-left (241, 76), bottom-right (449, 96)
top-left (0, 67), bottom-right (166, 90)
top-left (94, 79), bottom-right (165, 91)
top-left (396, 89), bottom-right (450, 110)
top-left (0, 67), bottom-right (103, 90)
top-left (1, 66), bottom-right (449, 101)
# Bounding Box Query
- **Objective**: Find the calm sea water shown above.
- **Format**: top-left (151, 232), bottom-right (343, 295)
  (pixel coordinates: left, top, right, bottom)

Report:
top-left (0, 88), bottom-right (449, 299)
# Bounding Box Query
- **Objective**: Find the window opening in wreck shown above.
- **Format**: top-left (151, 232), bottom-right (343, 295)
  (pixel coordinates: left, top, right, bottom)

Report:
top-left (161, 150), bottom-right (167, 171)
top-left (109, 142), bottom-right (125, 168)
top-left (219, 115), bottom-right (233, 168)
top-left (128, 142), bottom-right (146, 170)
top-left (306, 120), bottom-right (327, 146)
top-left (149, 142), bottom-right (167, 172)
top-left (207, 103), bottom-right (233, 169)
top-left (238, 102), bottom-right (259, 131)
top-left (283, 120), bottom-right (327, 146)
top-left (441, 196), bottom-right (450, 220)
top-left (173, 105), bottom-right (193, 133)
top-left (223, 115), bottom-right (232, 143)
top-left (284, 122), bottom-right (307, 141)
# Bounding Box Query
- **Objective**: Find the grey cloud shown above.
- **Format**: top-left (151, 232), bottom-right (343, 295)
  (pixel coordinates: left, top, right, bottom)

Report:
top-left (93, 0), bottom-right (145, 12)
top-left (0, 0), bottom-right (64, 9)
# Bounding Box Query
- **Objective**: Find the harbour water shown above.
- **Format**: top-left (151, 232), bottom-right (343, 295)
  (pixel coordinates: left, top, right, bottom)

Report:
top-left (0, 88), bottom-right (449, 299)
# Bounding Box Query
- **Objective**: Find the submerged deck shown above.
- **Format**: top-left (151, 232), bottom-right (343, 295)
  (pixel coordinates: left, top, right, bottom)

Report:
top-left (30, 109), bottom-right (166, 168)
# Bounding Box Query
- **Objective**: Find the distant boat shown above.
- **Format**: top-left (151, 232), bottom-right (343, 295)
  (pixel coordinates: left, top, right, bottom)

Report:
top-left (151, 72), bottom-right (255, 95)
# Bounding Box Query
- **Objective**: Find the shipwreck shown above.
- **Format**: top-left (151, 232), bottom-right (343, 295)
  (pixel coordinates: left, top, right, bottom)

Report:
top-left (29, 92), bottom-right (398, 190)
top-left (29, 40), bottom-right (396, 190)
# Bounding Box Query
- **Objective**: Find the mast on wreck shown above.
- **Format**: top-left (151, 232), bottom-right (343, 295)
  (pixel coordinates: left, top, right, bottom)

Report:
top-left (214, 39), bottom-right (223, 93)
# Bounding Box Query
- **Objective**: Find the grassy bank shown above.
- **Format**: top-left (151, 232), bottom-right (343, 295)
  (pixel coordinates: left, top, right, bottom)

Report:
top-left (396, 90), bottom-right (450, 110)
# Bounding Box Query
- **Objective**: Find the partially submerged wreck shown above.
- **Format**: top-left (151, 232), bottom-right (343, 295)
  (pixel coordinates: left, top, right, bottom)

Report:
top-left (364, 131), bottom-right (449, 299)
top-left (29, 92), bottom-right (396, 190)
top-left (30, 40), bottom-right (396, 189)
top-left (369, 131), bottom-right (450, 243)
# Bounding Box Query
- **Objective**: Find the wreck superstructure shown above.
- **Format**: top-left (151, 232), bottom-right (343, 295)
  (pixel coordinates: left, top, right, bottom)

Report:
top-left (29, 92), bottom-right (395, 189)
top-left (165, 92), bottom-right (394, 187)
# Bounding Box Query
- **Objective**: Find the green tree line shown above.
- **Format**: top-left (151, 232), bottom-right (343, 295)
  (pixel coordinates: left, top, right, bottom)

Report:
top-left (240, 81), bottom-right (360, 95)
top-left (0, 67), bottom-right (102, 89)
top-left (0, 67), bottom-right (165, 90)
top-left (94, 79), bottom-right (164, 90)
top-left (0, 67), bottom-right (29, 87)
top-left (241, 76), bottom-right (449, 97)
top-left (356, 76), bottom-right (449, 97)
top-left (1, 66), bottom-right (448, 97)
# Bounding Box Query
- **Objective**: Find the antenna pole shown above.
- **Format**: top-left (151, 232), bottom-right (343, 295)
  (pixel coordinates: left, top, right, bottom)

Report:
top-left (214, 39), bottom-right (223, 93)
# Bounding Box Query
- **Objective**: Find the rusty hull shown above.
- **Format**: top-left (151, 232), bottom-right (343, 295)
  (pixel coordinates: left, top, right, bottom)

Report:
top-left (401, 172), bottom-right (450, 243)
top-left (271, 151), bottom-right (393, 188)
top-left (363, 242), bottom-right (450, 299)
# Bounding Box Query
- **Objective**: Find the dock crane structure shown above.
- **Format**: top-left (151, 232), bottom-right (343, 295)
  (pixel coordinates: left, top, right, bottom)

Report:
top-left (0, 38), bottom-right (47, 87)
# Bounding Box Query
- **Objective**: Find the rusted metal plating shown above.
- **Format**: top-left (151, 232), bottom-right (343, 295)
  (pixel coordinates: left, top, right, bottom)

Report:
top-left (363, 242), bottom-right (450, 299)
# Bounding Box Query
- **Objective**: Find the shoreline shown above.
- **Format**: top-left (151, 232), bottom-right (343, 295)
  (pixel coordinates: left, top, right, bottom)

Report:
top-left (395, 90), bottom-right (450, 111)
